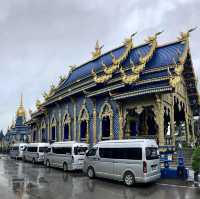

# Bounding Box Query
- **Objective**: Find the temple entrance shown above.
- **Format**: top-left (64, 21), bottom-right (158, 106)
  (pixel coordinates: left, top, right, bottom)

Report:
top-left (174, 97), bottom-right (186, 143)
top-left (102, 116), bottom-right (110, 138)
top-left (125, 106), bottom-right (157, 138)
top-left (64, 123), bottom-right (69, 140)
top-left (164, 107), bottom-right (171, 144)
top-left (80, 120), bottom-right (87, 140)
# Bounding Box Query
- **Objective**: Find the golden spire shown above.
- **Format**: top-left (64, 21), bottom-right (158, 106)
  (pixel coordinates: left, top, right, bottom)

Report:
top-left (16, 93), bottom-right (26, 117)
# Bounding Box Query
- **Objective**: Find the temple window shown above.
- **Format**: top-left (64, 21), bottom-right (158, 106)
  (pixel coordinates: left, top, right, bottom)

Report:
top-left (99, 103), bottom-right (113, 140)
top-left (51, 117), bottom-right (56, 141)
top-left (63, 113), bottom-right (71, 141)
top-left (41, 121), bottom-right (47, 142)
top-left (33, 130), bottom-right (36, 142)
top-left (78, 107), bottom-right (89, 142)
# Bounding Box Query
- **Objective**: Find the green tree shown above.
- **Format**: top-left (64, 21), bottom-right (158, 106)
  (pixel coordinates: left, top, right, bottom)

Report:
top-left (192, 147), bottom-right (200, 182)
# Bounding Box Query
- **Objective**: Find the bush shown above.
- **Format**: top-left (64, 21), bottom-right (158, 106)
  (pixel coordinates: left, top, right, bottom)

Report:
top-left (192, 147), bottom-right (200, 172)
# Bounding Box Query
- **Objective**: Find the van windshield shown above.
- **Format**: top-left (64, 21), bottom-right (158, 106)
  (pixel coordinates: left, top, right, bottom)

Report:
top-left (146, 147), bottom-right (159, 160)
top-left (74, 147), bottom-right (88, 155)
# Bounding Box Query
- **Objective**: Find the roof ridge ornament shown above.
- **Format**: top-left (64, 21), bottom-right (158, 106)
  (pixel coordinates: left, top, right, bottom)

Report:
top-left (92, 32), bottom-right (137, 83)
top-left (92, 40), bottom-right (104, 59)
top-left (120, 31), bottom-right (163, 84)
top-left (177, 27), bottom-right (197, 41)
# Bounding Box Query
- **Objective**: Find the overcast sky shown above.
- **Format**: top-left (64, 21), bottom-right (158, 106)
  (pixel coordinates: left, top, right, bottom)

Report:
top-left (0, 0), bottom-right (200, 133)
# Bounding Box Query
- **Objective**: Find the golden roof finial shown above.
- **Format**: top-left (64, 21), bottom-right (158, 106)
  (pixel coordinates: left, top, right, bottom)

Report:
top-left (36, 99), bottom-right (42, 110)
top-left (16, 93), bottom-right (26, 117)
top-left (92, 40), bottom-right (103, 59)
top-left (178, 27), bottom-right (197, 41)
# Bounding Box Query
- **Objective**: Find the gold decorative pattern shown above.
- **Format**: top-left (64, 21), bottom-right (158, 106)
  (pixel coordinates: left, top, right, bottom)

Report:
top-left (92, 33), bottom-right (136, 83)
top-left (120, 32), bottom-right (162, 84)
top-left (169, 28), bottom-right (196, 88)
top-left (91, 69), bottom-right (112, 84)
top-left (36, 99), bottom-right (42, 110)
top-left (16, 94), bottom-right (26, 117)
top-left (92, 40), bottom-right (103, 59)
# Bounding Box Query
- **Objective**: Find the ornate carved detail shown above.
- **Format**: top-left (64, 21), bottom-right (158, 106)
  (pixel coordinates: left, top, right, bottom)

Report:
top-left (92, 33), bottom-right (136, 83)
top-left (91, 69), bottom-right (112, 84)
top-left (36, 99), bottom-right (42, 110)
top-left (120, 32), bottom-right (163, 84)
top-left (92, 40), bottom-right (103, 59)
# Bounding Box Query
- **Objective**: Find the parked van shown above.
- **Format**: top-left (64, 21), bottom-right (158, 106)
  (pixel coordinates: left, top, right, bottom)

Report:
top-left (9, 143), bottom-right (27, 159)
top-left (84, 139), bottom-right (160, 186)
top-left (45, 141), bottom-right (88, 171)
top-left (23, 143), bottom-right (50, 163)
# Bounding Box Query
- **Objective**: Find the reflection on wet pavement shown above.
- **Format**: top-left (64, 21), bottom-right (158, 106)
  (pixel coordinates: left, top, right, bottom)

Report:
top-left (0, 156), bottom-right (199, 199)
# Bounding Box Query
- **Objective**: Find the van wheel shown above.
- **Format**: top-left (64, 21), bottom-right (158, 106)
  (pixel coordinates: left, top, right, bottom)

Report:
top-left (124, 171), bottom-right (135, 186)
top-left (63, 163), bottom-right (68, 172)
top-left (32, 158), bottom-right (36, 164)
top-left (46, 160), bottom-right (50, 167)
top-left (87, 167), bottom-right (95, 179)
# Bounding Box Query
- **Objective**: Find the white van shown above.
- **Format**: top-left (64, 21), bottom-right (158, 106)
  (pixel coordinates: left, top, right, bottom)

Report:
top-left (84, 139), bottom-right (160, 186)
top-left (45, 141), bottom-right (88, 171)
top-left (9, 143), bottom-right (27, 159)
top-left (23, 143), bottom-right (50, 163)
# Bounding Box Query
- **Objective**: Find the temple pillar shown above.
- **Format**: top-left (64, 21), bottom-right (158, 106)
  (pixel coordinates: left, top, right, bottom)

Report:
top-left (58, 109), bottom-right (62, 142)
top-left (170, 101), bottom-right (175, 145)
top-left (117, 102), bottom-right (123, 140)
top-left (92, 99), bottom-right (97, 144)
top-left (155, 95), bottom-right (165, 145)
top-left (71, 98), bottom-right (77, 141)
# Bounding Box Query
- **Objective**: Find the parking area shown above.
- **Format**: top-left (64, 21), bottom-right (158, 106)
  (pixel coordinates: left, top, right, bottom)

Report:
top-left (0, 155), bottom-right (199, 199)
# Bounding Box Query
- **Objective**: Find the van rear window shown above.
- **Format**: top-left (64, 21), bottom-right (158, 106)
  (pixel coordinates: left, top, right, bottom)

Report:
top-left (146, 147), bottom-right (159, 160)
top-left (74, 147), bottom-right (88, 155)
top-left (99, 148), bottom-right (142, 160)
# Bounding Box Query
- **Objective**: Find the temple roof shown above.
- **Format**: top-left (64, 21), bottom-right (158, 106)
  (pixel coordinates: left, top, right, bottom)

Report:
top-left (34, 30), bottom-right (199, 116)
top-left (59, 41), bottom-right (184, 88)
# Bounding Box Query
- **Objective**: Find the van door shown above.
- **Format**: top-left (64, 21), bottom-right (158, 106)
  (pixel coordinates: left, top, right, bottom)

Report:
top-left (96, 148), bottom-right (114, 178)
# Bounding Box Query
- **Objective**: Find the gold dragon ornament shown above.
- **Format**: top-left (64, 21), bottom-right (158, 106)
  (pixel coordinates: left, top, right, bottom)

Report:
top-left (120, 31), bottom-right (163, 84)
top-left (169, 28), bottom-right (197, 87)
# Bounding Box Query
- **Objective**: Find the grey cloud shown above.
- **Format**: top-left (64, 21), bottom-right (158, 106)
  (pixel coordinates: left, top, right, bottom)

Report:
top-left (0, 0), bottom-right (200, 132)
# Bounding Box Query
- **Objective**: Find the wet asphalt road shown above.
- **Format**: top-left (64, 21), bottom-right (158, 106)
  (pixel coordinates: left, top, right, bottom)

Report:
top-left (0, 155), bottom-right (199, 199)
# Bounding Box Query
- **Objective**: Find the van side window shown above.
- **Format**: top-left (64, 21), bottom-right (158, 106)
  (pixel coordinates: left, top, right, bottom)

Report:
top-left (52, 147), bottom-right (71, 155)
top-left (28, 147), bottom-right (37, 152)
top-left (86, 148), bottom-right (97, 156)
top-left (39, 147), bottom-right (48, 153)
top-left (99, 148), bottom-right (142, 160)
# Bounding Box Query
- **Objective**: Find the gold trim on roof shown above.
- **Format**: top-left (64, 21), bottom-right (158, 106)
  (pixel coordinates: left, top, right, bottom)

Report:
top-left (169, 28), bottom-right (196, 87)
top-left (91, 69), bottom-right (112, 84)
top-left (92, 33), bottom-right (136, 83)
top-left (120, 31), bottom-right (163, 84)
